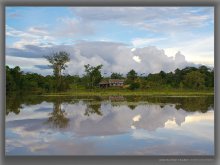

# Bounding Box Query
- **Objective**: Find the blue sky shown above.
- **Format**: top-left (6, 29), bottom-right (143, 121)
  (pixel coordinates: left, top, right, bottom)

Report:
top-left (6, 7), bottom-right (214, 76)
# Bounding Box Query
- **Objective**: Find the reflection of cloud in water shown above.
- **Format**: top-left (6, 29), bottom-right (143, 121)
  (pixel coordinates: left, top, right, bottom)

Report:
top-left (5, 100), bottom-right (214, 155)
top-left (124, 143), bottom-right (212, 155)
top-left (184, 111), bottom-right (214, 124)
top-left (131, 129), bottom-right (161, 140)
top-left (30, 144), bottom-right (49, 152)
top-left (181, 111), bottom-right (214, 141)
top-left (7, 102), bottom-right (194, 136)
top-left (164, 119), bottom-right (178, 129)
top-left (132, 114), bottom-right (141, 122)
top-left (6, 102), bottom-right (53, 122)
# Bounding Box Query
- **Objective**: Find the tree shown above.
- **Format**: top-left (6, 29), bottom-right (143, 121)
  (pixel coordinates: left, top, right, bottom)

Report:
top-left (6, 66), bottom-right (23, 93)
top-left (145, 73), bottom-right (165, 89)
top-left (198, 65), bottom-right (213, 88)
top-left (126, 69), bottom-right (138, 83)
top-left (198, 65), bottom-right (210, 74)
top-left (45, 51), bottom-right (70, 77)
top-left (159, 71), bottom-right (166, 79)
top-left (126, 69), bottom-right (140, 90)
top-left (6, 66), bottom-right (16, 93)
top-left (110, 72), bottom-right (123, 79)
top-left (129, 82), bottom-right (140, 90)
top-left (166, 72), bottom-right (174, 87)
top-left (84, 64), bottom-right (103, 89)
top-left (173, 68), bottom-right (182, 87)
top-left (44, 51), bottom-right (70, 91)
top-left (183, 71), bottom-right (205, 89)
top-left (210, 69), bottom-right (214, 87)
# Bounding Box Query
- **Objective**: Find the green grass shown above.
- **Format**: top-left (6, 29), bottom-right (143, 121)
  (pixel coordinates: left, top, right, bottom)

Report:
top-left (42, 88), bottom-right (214, 97)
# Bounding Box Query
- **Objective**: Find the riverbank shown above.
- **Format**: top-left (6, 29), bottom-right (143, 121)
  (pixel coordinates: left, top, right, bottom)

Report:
top-left (41, 88), bottom-right (214, 97)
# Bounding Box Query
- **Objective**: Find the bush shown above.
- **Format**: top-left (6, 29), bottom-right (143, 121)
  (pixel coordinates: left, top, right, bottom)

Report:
top-left (129, 82), bottom-right (140, 90)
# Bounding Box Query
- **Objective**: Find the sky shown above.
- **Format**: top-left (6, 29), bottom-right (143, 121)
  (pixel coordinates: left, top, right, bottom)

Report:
top-left (5, 7), bottom-right (214, 76)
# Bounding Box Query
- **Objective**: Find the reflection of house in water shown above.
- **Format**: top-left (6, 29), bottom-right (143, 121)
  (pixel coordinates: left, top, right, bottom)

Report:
top-left (109, 96), bottom-right (125, 101)
top-left (99, 79), bottom-right (124, 88)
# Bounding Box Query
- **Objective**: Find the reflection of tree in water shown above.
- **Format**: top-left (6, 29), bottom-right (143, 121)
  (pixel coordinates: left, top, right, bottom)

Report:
top-left (124, 96), bottom-right (214, 113)
top-left (6, 93), bottom-right (214, 118)
top-left (84, 102), bottom-right (102, 116)
top-left (6, 93), bottom-right (50, 115)
top-left (128, 104), bottom-right (137, 110)
top-left (6, 94), bottom-right (22, 115)
top-left (175, 97), bottom-right (214, 113)
top-left (46, 99), bottom-right (69, 129)
top-left (160, 105), bottom-right (165, 109)
top-left (6, 94), bottom-right (77, 115)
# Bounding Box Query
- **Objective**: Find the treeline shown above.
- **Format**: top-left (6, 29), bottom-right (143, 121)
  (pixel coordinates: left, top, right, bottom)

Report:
top-left (66, 64), bottom-right (214, 91)
top-left (6, 64), bottom-right (214, 94)
top-left (134, 65), bottom-right (214, 90)
top-left (6, 65), bottom-right (72, 94)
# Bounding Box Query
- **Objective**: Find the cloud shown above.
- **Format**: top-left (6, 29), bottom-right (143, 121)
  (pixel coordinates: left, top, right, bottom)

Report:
top-left (6, 25), bottom-right (55, 49)
top-left (6, 41), bottom-right (196, 75)
top-left (6, 55), bottom-right (48, 66)
top-left (7, 46), bottom-right (46, 58)
top-left (173, 51), bottom-right (191, 69)
top-left (70, 7), bottom-right (213, 33)
top-left (68, 42), bottom-right (194, 75)
top-left (6, 44), bottom-right (74, 58)
top-left (34, 65), bottom-right (50, 70)
top-left (6, 55), bottom-right (52, 75)
top-left (133, 56), bottom-right (141, 63)
top-left (28, 27), bottom-right (49, 35)
top-left (6, 7), bottom-right (214, 71)
top-left (164, 36), bottom-right (214, 66)
top-left (131, 46), bottom-right (195, 74)
top-left (55, 17), bottom-right (95, 37)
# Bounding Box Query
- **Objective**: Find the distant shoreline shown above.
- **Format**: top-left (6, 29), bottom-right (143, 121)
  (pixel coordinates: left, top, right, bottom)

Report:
top-left (40, 89), bottom-right (214, 97)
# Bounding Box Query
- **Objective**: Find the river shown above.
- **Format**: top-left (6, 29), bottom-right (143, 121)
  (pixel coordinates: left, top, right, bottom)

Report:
top-left (5, 95), bottom-right (214, 155)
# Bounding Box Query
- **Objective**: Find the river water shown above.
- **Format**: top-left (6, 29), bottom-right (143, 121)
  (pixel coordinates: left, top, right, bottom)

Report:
top-left (5, 95), bottom-right (214, 155)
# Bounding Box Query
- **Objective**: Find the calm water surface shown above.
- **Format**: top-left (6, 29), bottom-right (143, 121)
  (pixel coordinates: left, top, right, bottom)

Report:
top-left (5, 95), bottom-right (214, 155)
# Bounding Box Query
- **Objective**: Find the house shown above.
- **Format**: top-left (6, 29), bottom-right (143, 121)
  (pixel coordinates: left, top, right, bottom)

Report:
top-left (99, 80), bottom-right (110, 88)
top-left (99, 79), bottom-right (124, 88)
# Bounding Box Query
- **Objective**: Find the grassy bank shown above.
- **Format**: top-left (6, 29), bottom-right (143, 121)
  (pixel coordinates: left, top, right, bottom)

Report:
top-left (42, 88), bottom-right (214, 97)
